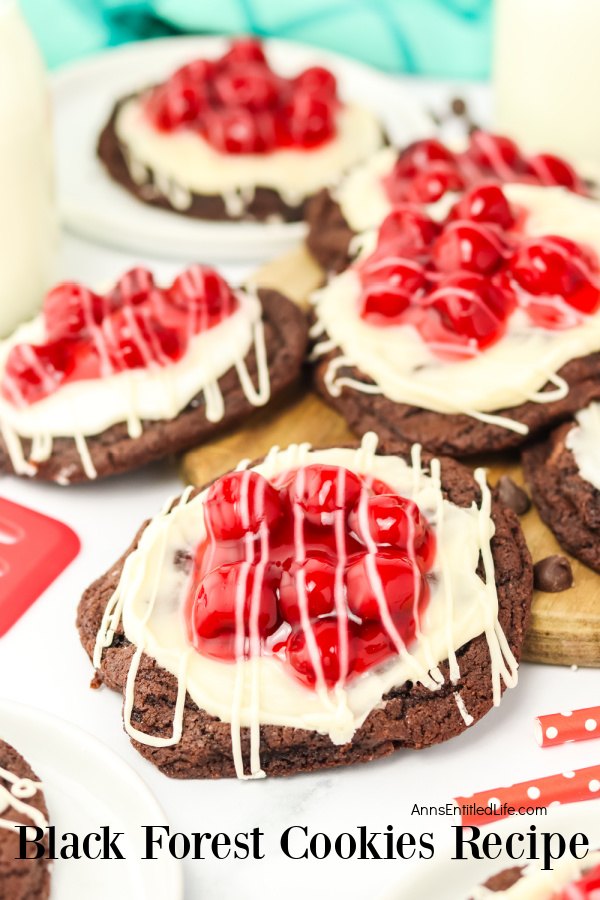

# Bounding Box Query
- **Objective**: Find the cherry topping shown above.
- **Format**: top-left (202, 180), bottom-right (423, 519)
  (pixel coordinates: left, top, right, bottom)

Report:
top-left (346, 551), bottom-right (427, 632)
top-left (432, 221), bottom-right (506, 275)
top-left (554, 862), bottom-right (600, 899)
top-left (204, 470), bottom-right (282, 541)
top-left (377, 207), bottom-right (440, 258)
top-left (286, 619), bottom-right (355, 688)
top-left (192, 562), bottom-right (280, 659)
top-left (144, 38), bottom-right (339, 154)
top-left (186, 463), bottom-right (437, 689)
top-left (288, 464), bottom-right (362, 527)
top-left (509, 236), bottom-right (600, 321)
top-left (383, 131), bottom-right (588, 211)
top-left (348, 493), bottom-right (436, 570)
top-left (449, 184), bottom-right (515, 230)
top-left (279, 558), bottom-right (336, 623)
top-left (425, 273), bottom-right (515, 351)
top-left (2, 266), bottom-right (239, 407)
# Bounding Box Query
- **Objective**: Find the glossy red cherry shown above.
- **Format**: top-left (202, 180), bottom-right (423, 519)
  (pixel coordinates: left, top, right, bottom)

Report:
top-left (287, 93), bottom-right (335, 148)
top-left (44, 283), bottom-right (108, 340)
top-left (109, 267), bottom-right (157, 308)
top-left (192, 562), bottom-right (280, 659)
top-left (526, 153), bottom-right (584, 192)
top-left (279, 557), bottom-right (336, 623)
top-left (204, 470), bottom-right (283, 541)
top-left (168, 265), bottom-right (237, 325)
top-left (221, 37), bottom-right (268, 67)
top-left (393, 139), bottom-right (456, 179)
top-left (465, 131), bottom-right (524, 177)
top-left (346, 552), bottom-right (425, 635)
top-left (449, 183), bottom-right (515, 230)
top-left (294, 66), bottom-right (337, 100)
top-left (288, 465), bottom-right (363, 527)
top-left (509, 236), bottom-right (600, 315)
top-left (360, 285), bottom-right (411, 321)
top-left (145, 82), bottom-right (208, 130)
top-left (3, 338), bottom-right (101, 405)
top-left (425, 273), bottom-right (515, 350)
top-left (432, 221), bottom-right (506, 275)
top-left (377, 207), bottom-right (440, 257)
top-left (407, 162), bottom-right (465, 204)
top-left (213, 65), bottom-right (279, 111)
top-left (285, 619), bottom-right (355, 687)
top-left (204, 107), bottom-right (270, 153)
top-left (352, 621), bottom-right (396, 675)
top-left (348, 494), bottom-right (436, 571)
top-left (172, 59), bottom-right (215, 86)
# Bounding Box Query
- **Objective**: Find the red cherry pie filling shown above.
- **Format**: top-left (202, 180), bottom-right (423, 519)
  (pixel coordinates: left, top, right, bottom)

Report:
top-left (382, 132), bottom-right (587, 206)
top-left (358, 183), bottom-right (600, 357)
top-left (144, 38), bottom-right (340, 154)
top-left (186, 464), bottom-right (436, 689)
top-left (1, 266), bottom-right (238, 407)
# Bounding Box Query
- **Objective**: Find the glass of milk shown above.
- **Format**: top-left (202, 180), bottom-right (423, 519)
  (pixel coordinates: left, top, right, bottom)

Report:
top-left (0, 0), bottom-right (57, 337)
top-left (494, 0), bottom-right (600, 170)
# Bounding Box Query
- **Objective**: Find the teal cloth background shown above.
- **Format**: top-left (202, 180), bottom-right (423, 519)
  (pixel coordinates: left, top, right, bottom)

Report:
top-left (21, 0), bottom-right (492, 78)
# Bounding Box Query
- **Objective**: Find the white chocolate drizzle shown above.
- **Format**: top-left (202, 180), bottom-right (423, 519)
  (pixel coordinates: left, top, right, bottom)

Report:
top-left (92, 433), bottom-right (520, 779)
top-left (0, 764), bottom-right (47, 834)
top-left (0, 290), bottom-right (270, 482)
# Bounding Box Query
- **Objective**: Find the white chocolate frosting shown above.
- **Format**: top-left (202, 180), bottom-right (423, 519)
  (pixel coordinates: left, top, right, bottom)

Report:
top-left (0, 288), bottom-right (270, 480)
top-left (115, 98), bottom-right (384, 216)
top-left (566, 401), bottom-right (600, 491)
top-left (470, 850), bottom-right (600, 899)
top-left (312, 185), bottom-right (600, 433)
top-left (94, 434), bottom-right (518, 779)
top-left (333, 145), bottom-right (397, 232)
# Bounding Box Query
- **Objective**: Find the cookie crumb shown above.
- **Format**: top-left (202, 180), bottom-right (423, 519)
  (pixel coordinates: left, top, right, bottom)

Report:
top-left (497, 476), bottom-right (531, 515)
top-left (90, 671), bottom-right (104, 690)
top-left (534, 555), bottom-right (573, 592)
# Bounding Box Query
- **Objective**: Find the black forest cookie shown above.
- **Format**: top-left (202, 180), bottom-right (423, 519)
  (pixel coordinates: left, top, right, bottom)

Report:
top-left (311, 182), bottom-right (600, 456)
top-left (0, 740), bottom-right (50, 900)
top-left (306, 132), bottom-right (588, 272)
top-left (0, 266), bottom-right (307, 482)
top-left (78, 433), bottom-right (532, 779)
top-left (98, 38), bottom-right (385, 223)
top-left (523, 402), bottom-right (600, 572)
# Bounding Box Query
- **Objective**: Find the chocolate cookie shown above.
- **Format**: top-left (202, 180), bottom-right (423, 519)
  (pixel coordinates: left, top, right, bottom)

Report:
top-left (77, 442), bottom-right (532, 779)
top-left (98, 96), bottom-right (306, 224)
top-left (0, 289), bottom-right (308, 484)
top-left (522, 419), bottom-right (600, 572)
top-left (0, 740), bottom-right (50, 900)
top-left (313, 348), bottom-right (600, 457)
top-left (305, 188), bottom-right (356, 273)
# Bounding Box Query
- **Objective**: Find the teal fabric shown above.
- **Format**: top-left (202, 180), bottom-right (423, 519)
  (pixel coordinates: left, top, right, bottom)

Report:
top-left (21, 0), bottom-right (492, 78)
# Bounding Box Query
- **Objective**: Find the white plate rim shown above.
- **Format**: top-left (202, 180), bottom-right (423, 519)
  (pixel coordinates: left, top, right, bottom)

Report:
top-left (0, 697), bottom-right (184, 900)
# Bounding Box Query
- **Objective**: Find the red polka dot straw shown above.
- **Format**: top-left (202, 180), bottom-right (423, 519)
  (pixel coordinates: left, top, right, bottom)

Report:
top-left (455, 764), bottom-right (600, 826)
top-left (535, 706), bottom-right (600, 748)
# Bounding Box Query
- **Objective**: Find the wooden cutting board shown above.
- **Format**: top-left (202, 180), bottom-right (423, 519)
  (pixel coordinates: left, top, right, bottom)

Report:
top-left (181, 246), bottom-right (600, 668)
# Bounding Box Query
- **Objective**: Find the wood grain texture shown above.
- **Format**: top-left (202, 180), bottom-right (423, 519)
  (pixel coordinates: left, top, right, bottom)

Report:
top-left (181, 245), bottom-right (600, 668)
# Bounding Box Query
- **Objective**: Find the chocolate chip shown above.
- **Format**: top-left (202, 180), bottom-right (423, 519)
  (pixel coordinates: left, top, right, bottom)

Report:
top-left (497, 476), bottom-right (531, 515)
top-left (451, 97), bottom-right (467, 117)
top-left (534, 555), bottom-right (574, 592)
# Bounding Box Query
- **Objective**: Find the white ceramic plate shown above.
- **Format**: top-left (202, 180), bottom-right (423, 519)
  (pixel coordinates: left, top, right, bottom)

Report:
top-left (383, 801), bottom-right (600, 899)
top-left (0, 699), bottom-right (183, 900)
top-left (51, 35), bottom-right (434, 263)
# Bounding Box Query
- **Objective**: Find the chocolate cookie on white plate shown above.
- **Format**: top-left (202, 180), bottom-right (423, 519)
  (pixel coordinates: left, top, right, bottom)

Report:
top-left (0, 739), bottom-right (50, 900)
top-left (0, 265), bottom-right (307, 483)
top-left (311, 181), bottom-right (600, 456)
top-left (98, 37), bottom-right (385, 224)
top-left (78, 433), bottom-right (532, 779)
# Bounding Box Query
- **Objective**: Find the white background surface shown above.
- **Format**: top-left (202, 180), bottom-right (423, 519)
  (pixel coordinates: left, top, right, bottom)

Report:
top-left (0, 53), bottom-right (599, 899)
